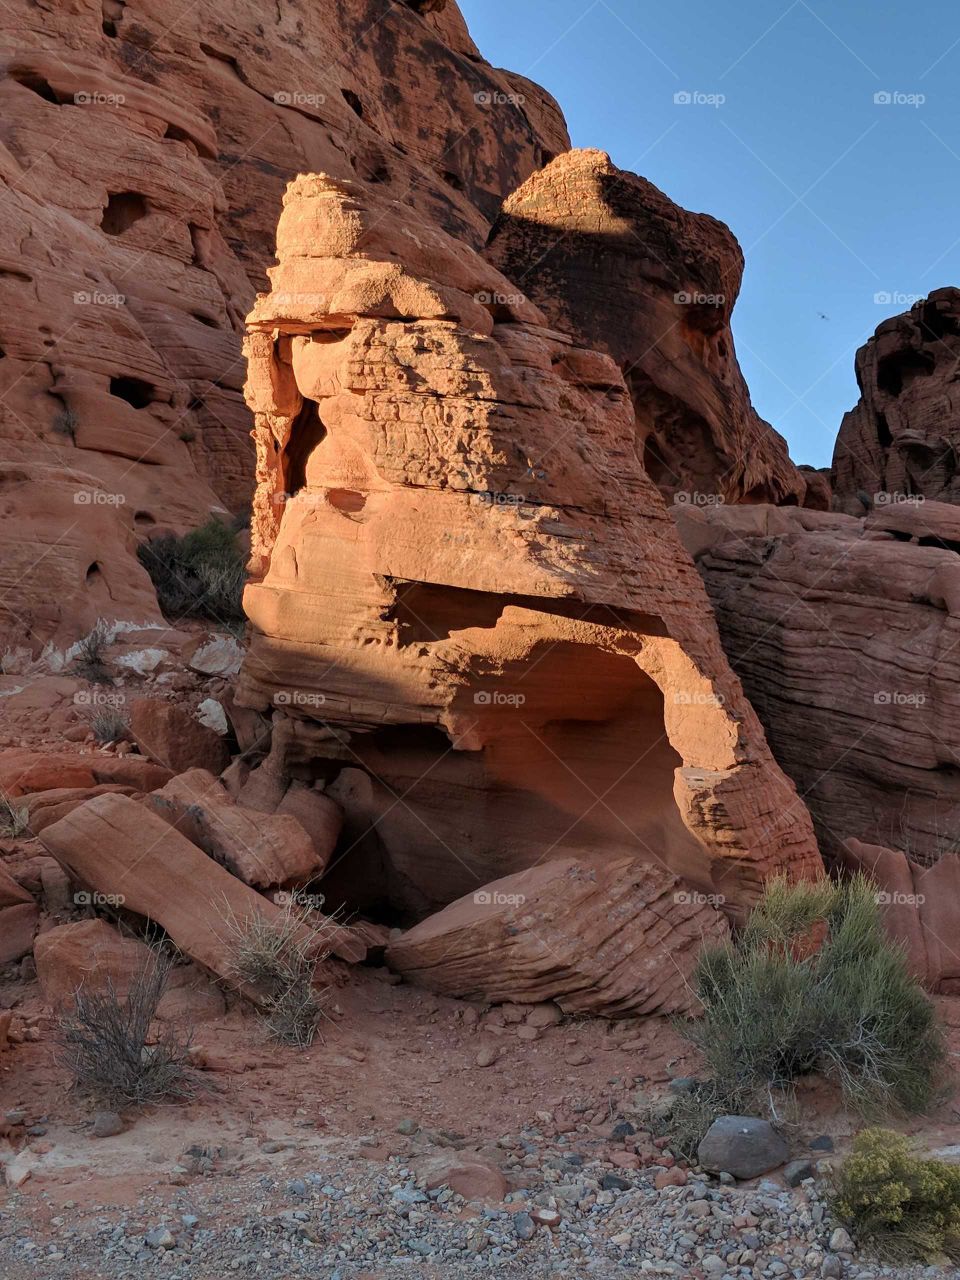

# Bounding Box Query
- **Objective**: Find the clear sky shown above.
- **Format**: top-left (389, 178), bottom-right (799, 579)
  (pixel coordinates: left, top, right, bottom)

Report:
top-left (459, 0), bottom-right (960, 469)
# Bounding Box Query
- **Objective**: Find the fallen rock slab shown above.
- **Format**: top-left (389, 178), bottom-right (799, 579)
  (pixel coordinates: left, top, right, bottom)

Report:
top-left (40, 794), bottom-right (363, 982)
top-left (24, 784), bottom-right (138, 835)
top-left (0, 866), bottom-right (39, 964)
top-left (129, 699), bottom-right (229, 776)
top-left (386, 857), bottom-right (728, 1016)
top-left (698, 1116), bottom-right (789, 1180)
top-left (34, 919), bottom-right (156, 1008)
top-left (0, 749), bottom-right (171, 797)
top-left (146, 768), bottom-right (329, 888)
top-left (413, 1153), bottom-right (507, 1203)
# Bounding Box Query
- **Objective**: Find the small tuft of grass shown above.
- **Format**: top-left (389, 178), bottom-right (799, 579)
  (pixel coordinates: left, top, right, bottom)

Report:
top-left (832, 1128), bottom-right (960, 1264)
top-left (71, 621), bottom-right (112, 684)
top-left (57, 956), bottom-right (195, 1108)
top-left (223, 901), bottom-right (333, 1048)
top-left (138, 518), bottom-right (245, 624)
top-left (85, 707), bottom-right (130, 744)
top-left (52, 406), bottom-right (79, 442)
top-left (0, 790), bottom-right (29, 838)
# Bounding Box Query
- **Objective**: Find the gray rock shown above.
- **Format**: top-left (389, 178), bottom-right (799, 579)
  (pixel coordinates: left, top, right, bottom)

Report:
top-left (512, 1211), bottom-right (536, 1240)
top-left (285, 1179), bottom-right (307, 1198)
top-left (91, 1111), bottom-right (124, 1139)
top-left (783, 1158), bottom-right (814, 1186)
top-left (829, 1226), bottom-right (854, 1253)
top-left (600, 1173), bottom-right (631, 1191)
top-left (668, 1077), bottom-right (698, 1094)
top-left (820, 1257), bottom-right (842, 1279)
top-left (610, 1121), bottom-right (636, 1138)
top-left (396, 1118), bottom-right (419, 1136)
top-left (810, 1133), bottom-right (835, 1151)
top-left (145, 1228), bottom-right (176, 1250)
top-left (697, 1116), bottom-right (790, 1180)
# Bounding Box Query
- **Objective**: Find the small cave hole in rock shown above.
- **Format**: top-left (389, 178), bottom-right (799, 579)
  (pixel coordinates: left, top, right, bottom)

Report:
top-left (10, 68), bottom-right (61, 103)
top-left (876, 349), bottom-right (935, 398)
top-left (191, 311), bottom-right (219, 328)
top-left (283, 399), bottom-right (327, 497)
top-left (110, 375), bottom-right (154, 409)
top-left (341, 88), bottom-right (364, 118)
top-left (101, 192), bottom-right (148, 236)
top-left (441, 169), bottom-right (465, 191)
top-left (876, 410), bottom-right (892, 447)
top-left (85, 562), bottom-right (101, 582)
top-left (327, 488), bottom-right (367, 515)
top-left (388, 582), bottom-right (507, 645)
top-left (134, 510), bottom-right (156, 527)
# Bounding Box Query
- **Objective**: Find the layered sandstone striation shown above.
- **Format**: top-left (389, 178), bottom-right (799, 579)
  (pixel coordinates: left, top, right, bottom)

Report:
top-left (236, 170), bottom-right (821, 926)
top-left (485, 150), bottom-right (813, 509)
top-left (0, 0), bottom-right (567, 652)
top-left (386, 857), bottom-right (729, 1016)
top-left (833, 288), bottom-right (960, 512)
top-left (681, 498), bottom-right (960, 984)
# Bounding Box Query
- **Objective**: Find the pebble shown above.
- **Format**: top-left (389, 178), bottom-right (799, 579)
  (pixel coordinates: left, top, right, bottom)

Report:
top-left (475, 1046), bottom-right (499, 1068)
top-left (91, 1112), bottom-right (124, 1139)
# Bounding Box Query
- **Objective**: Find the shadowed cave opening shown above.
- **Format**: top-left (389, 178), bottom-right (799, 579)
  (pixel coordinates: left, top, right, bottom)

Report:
top-left (101, 191), bottom-right (148, 236)
top-left (313, 641), bottom-right (706, 925)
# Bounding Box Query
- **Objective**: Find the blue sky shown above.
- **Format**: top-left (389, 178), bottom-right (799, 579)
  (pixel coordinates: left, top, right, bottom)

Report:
top-left (459, 0), bottom-right (960, 468)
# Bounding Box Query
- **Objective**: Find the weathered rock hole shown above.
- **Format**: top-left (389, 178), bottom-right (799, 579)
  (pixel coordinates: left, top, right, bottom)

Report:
top-left (876, 349), bottom-right (935, 398)
top-left (134, 511), bottom-right (155, 527)
top-left (191, 311), bottom-right (220, 328)
top-left (327, 488), bottom-right (366, 514)
top-left (341, 89), bottom-right (364, 118)
top-left (110, 375), bottom-right (154, 409)
top-left (85, 562), bottom-right (101, 581)
top-left (101, 192), bottom-right (149, 236)
top-left (283, 399), bottom-right (327, 497)
top-left (9, 68), bottom-right (62, 104)
top-left (441, 169), bottom-right (465, 192)
top-left (164, 123), bottom-right (197, 151)
top-left (389, 582), bottom-right (505, 645)
top-left (876, 410), bottom-right (892, 447)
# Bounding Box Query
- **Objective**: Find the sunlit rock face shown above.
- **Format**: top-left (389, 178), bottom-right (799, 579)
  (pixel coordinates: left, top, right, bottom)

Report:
top-left (485, 149), bottom-right (817, 510)
top-left (0, 0), bottom-right (567, 651)
top-left (236, 172), bottom-right (822, 922)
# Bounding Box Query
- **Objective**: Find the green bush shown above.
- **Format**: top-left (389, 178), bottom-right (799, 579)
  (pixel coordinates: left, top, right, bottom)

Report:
top-left (832, 1128), bottom-right (960, 1263)
top-left (682, 875), bottom-right (946, 1120)
top-left (138, 517), bottom-right (245, 623)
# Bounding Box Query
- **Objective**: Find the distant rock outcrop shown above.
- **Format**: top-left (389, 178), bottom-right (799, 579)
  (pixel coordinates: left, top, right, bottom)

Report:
top-left (235, 169), bottom-right (822, 924)
top-left (485, 150), bottom-right (814, 509)
top-left (833, 288), bottom-right (960, 512)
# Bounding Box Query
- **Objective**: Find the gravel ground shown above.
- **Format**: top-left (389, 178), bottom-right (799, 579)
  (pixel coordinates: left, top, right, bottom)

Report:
top-left (1, 1130), bottom-right (955, 1280)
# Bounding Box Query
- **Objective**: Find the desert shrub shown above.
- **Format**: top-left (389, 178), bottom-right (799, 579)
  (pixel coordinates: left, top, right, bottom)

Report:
top-left (71, 620), bottom-right (112, 683)
top-left (57, 958), bottom-right (194, 1107)
top-left (224, 902), bottom-right (332, 1048)
top-left (682, 875), bottom-right (945, 1124)
top-left (138, 517), bottom-right (245, 623)
top-left (832, 1128), bottom-right (960, 1263)
top-left (52, 406), bottom-right (79, 441)
top-left (0, 790), bottom-right (28, 838)
top-left (85, 707), bottom-right (130, 744)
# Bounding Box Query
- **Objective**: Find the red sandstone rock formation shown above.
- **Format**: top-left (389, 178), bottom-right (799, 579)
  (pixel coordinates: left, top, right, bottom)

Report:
top-left (235, 170), bottom-right (822, 924)
top-left (833, 288), bottom-right (960, 513)
top-left (485, 150), bottom-right (813, 509)
top-left (386, 857), bottom-right (729, 1016)
top-left (680, 501), bottom-right (960, 895)
top-left (0, 0), bottom-right (567, 653)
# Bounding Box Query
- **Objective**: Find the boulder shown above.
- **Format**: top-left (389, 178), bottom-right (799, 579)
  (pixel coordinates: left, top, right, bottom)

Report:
top-left (39, 793), bottom-right (362, 982)
top-left (413, 1153), bottom-right (507, 1203)
top-left (23, 784), bottom-right (138, 834)
top-left (385, 857), bottom-right (729, 1016)
top-left (0, 866), bottom-right (38, 963)
top-left (128, 700), bottom-right (229, 776)
top-left (698, 1116), bottom-right (789, 1180)
top-left (0, 750), bottom-right (171, 798)
top-left (34, 919), bottom-right (156, 1008)
top-left (146, 768), bottom-right (330, 888)
top-left (236, 170), bottom-right (822, 923)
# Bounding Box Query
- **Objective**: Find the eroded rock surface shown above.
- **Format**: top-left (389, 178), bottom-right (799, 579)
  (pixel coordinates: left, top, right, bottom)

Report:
top-left (682, 501), bottom-right (960, 922)
top-left (386, 857), bottom-right (729, 1016)
top-left (0, 0), bottom-right (567, 652)
top-left (236, 171), bottom-right (821, 922)
top-left (485, 150), bottom-right (812, 508)
top-left (833, 288), bottom-right (960, 512)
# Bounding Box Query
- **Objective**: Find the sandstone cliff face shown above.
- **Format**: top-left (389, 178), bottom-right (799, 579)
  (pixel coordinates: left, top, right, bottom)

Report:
top-left (833, 288), bottom-right (960, 513)
top-left (236, 170), bottom-right (822, 921)
top-left (682, 500), bottom-right (960, 878)
top-left (485, 150), bottom-right (814, 509)
top-left (0, 0), bottom-right (566, 653)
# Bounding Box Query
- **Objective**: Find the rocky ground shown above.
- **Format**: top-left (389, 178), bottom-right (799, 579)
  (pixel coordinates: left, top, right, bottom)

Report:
top-left (3, 964), bottom-right (960, 1280)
